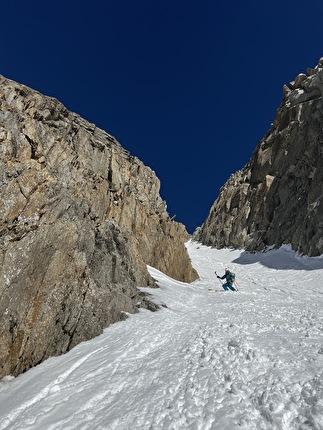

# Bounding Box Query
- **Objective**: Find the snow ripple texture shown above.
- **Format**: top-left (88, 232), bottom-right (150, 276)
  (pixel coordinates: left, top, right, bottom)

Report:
top-left (1, 241), bottom-right (323, 429)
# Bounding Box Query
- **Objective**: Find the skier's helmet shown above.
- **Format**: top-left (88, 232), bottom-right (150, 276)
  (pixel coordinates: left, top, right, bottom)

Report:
top-left (225, 267), bottom-right (229, 273)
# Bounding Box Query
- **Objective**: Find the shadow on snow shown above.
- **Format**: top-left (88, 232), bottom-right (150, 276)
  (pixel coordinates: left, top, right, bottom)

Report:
top-left (232, 245), bottom-right (323, 271)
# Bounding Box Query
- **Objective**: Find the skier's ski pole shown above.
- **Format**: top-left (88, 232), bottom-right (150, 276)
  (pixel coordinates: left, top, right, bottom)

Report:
top-left (214, 271), bottom-right (223, 287)
top-left (234, 280), bottom-right (240, 292)
top-left (214, 271), bottom-right (219, 283)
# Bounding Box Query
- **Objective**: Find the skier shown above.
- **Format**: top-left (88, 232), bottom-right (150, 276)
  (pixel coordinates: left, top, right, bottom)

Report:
top-left (215, 268), bottom-right (236, 291)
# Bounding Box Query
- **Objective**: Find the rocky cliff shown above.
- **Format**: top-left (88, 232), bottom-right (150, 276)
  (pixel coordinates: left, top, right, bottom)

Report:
top-left (197, 58), bottom-right (323, 256)
top-left (0, 76), bottom-right (198, 378)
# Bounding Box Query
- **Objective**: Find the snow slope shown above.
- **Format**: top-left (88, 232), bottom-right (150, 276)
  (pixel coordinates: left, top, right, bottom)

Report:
top-left (1, 241), bottom-right (323, 430)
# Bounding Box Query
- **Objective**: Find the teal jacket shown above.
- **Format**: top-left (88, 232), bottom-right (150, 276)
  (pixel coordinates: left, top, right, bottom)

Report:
top-left (217, 272), bottom-right (233, 286)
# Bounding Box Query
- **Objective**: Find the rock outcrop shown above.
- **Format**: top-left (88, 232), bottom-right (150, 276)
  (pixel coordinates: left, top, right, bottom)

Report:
top-left (197, 58), bottom-right (323, 256)
top-left (0, 76), bottom-right (198, 378)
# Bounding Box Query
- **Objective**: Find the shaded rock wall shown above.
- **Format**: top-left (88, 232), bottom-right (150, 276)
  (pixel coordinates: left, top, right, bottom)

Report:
top-left (0, 76), bottom-right (198, 377)
top-left (198, 58), bottom-right (323, 256)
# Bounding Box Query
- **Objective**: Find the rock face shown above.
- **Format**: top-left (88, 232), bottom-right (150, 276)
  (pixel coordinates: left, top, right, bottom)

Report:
top-left (0, 76), bottom-right (198, 378)
top-left (198, 58), bottom-right (323, 256)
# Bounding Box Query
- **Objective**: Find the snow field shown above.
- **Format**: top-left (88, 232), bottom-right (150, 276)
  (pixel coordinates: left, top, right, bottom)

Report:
top-left (0, 241), bottom-right (323, 429)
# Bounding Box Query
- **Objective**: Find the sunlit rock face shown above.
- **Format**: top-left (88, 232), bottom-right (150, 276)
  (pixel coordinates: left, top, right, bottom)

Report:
top-left (0, 75), bottom-right (198, 378)
top-left (197, 58), bottom-right (323, 256)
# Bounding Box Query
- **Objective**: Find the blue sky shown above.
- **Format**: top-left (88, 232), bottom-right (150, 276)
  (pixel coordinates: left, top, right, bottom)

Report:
top-left (1, 0), bottom-right (323, 232)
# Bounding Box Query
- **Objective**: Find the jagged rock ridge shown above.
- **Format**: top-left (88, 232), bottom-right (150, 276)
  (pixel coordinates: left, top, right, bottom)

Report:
top-left (0, 76), bottom-right (198, 378)
top-left (197, 58), bottom-right (323, 256)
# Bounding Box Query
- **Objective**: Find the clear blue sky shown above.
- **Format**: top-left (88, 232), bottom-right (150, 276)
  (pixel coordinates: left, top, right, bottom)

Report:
top-left (1, 0), bottom-right (323, 232)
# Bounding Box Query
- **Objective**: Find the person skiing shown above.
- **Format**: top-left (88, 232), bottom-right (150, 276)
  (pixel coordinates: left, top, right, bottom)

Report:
top-left (215, 268), bottom-right (236, 291)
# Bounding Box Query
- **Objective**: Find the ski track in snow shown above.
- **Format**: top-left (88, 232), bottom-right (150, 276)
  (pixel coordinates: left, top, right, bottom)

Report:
top-left (1, 241), bottom-right (323, 429)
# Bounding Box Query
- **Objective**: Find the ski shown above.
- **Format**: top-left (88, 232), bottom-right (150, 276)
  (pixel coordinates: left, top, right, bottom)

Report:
top-left (208, 288), bottom-right (239, 293)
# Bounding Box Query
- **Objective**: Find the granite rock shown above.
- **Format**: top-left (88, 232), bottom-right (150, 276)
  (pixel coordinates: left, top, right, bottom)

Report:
top-left (0, 76), bottom-right (198, 378)
top-left (197, 59), bottom-right (323, 256)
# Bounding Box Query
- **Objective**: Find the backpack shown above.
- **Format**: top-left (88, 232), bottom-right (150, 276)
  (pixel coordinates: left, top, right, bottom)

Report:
top-left (228, 272), bottom-right (235, 283)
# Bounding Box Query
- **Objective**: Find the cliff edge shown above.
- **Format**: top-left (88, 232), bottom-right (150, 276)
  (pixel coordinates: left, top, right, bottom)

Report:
top-left (0, 76), bottom-right (198, 378)
top-left (198, 58), bottom-right (323, 256)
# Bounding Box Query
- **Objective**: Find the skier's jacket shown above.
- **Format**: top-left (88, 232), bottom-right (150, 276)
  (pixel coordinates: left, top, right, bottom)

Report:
top-left (217, 271), bottom-right (235, 286)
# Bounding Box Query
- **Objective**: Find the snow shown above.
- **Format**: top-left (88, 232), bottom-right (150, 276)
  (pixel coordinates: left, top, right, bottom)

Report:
top-left (1, 241), bottom-right (323, 429)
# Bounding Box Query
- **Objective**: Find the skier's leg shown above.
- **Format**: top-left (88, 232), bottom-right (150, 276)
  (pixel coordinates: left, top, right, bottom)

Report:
top-left (228, 285), bottom-right (236, 291)
top-left (222, 283), bottom-right (229, 291)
